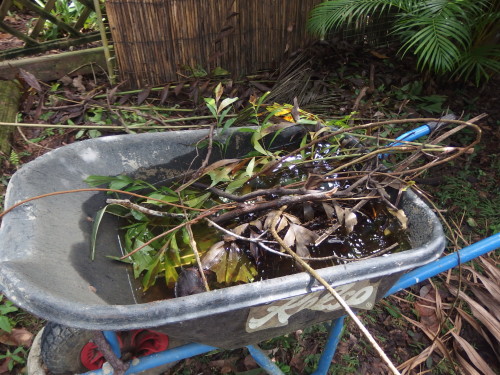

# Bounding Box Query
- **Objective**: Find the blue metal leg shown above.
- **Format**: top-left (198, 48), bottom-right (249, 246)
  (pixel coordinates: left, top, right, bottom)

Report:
top-left (246, 345), bottom-right (285, 375)
top-left (102, 331), bottom-right (121, 358)
top-left (80, 343), bottom-right (217, 375)
top-left (311, 316), bottom-right (346, 375)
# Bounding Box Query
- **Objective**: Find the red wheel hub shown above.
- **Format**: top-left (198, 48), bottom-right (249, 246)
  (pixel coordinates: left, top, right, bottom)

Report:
top-left (80, 330), bottom-right (169, 370)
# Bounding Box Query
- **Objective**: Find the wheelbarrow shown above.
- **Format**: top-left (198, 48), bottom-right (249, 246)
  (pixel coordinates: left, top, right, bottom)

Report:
top-left (0, 124), bottom-right (491, 374)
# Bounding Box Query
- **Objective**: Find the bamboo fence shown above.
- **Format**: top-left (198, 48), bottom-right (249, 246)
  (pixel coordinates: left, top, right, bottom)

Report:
top-left (105, 0), bottom-right (323, 88)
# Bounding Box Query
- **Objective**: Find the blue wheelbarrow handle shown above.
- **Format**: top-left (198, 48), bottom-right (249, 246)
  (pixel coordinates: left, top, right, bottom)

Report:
top-left (382, 113), bottom-right (456, 157)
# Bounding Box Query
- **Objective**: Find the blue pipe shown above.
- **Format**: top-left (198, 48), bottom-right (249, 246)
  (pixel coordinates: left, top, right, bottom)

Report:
top-left (80, 343), bottom-right (216, 375)
top-left (103, 331), bottom-right (121, 358)
top-left (246, 345), bottom-right (285, 374)
top-left (385, 232), bottom-right (500, 297)
top-left (311, 316), bottom-right (346, 375)
top-left (382, 114), bottom-right (456, 157)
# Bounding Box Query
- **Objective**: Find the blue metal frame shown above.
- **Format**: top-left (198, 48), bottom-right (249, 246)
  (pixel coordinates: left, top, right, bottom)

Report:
top-left (81, 233), bottom-right (500, 375)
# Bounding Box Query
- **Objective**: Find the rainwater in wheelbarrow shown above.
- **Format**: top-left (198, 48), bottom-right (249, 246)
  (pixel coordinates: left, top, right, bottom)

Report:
top-left (0, 126), bottom-right (445, 352)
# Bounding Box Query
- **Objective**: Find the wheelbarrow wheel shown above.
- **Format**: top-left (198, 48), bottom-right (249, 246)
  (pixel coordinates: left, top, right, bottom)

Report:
top-left (40, 322), bottom-right (95, 374)
top-left (41, 322), bottom-right (174, 374)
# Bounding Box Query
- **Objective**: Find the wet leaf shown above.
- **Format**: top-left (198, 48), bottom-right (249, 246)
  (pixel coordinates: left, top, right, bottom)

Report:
top-left (332, 201), bottom-right (345, 224)
top-left (90, 206), bottom-right (112, 260)
top-left (206, 242), bottom-right (257, 284)
top-left (388, 209), bottom-right (408, 230)
top-left (344, 210), bottom-right (358, 234)
top-left (303, 203), bottom-right (315, 222)
top-left (322, 203), bottom-right (335, 220)
top-left (283, 223), bottom-right (318, 257)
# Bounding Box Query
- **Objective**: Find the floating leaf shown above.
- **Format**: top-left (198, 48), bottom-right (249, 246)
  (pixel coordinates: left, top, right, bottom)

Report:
top-left (344, 210), bottom-right (358, 234)
top-left (203, 242), bottom-right (256, 284)
top-left (388, 209), bottom-right (408, 230)
top-left (283, 223), bottom-right (318, 257)
top-left (322, 203), bottom-right (335, 220)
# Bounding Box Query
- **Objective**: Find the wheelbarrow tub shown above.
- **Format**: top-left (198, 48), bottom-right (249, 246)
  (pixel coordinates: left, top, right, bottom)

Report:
top-left (0, 128), bottom-right (445, 349)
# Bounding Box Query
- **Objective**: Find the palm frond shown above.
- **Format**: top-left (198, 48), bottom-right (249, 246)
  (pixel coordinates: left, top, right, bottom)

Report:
top-left (307, 0), bottom-right (403, 37)
top-left (453, 45), bottom-right (500, 85)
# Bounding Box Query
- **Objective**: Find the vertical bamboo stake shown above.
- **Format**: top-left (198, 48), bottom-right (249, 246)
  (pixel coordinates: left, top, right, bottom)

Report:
top-left (93, 0), bottom-right (114, 84)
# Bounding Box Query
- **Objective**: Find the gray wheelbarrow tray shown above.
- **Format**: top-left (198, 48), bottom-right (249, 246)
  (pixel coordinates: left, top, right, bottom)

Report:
top-left (0, 127), bottom-right (445, 349)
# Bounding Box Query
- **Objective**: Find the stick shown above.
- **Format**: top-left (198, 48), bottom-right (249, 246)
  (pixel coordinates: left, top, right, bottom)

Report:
top-left (270, 206), bottom-right (402, 375)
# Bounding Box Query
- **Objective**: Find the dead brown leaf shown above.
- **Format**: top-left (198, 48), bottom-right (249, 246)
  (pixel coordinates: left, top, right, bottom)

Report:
top-left (414, 286), bottom-right (440, 334)
top-left (0, 358), bottom-right (11, 374)
top-left (447, 284), bottom-right (500, 340)
top-left (0, 328), bottom-right (33, 347)
top-left (18, 68), bottom-right (42, 92)
top-left (72, 75), bottom-right (86, 93)
top-left (137, 86), bottom-right (151, 105)
top-left (398, 342), bottom-right (436, 375)
top-left (451, 331), bottom-right (497, 375)
top-left (208, 356), bottom-right (238, 374)
top-left (159, 84), bottom-right (170, 105)
top-left (455, 352), bottom-right (482, 375)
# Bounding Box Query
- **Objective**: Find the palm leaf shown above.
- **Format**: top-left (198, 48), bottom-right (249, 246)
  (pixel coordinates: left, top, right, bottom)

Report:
top-left (307, 0), bottom-right (404, 37)
top-left (453, 44), bottom-right (500, 85)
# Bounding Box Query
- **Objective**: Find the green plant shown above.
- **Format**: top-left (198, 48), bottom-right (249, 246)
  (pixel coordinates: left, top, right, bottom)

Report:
top-left (0, 296), bottom-right (19, 333)
top-left (0, 347), bottom-right (27, 372)
top-left (308, 0), bottom-right (500, 85)
top-left (33, 0), bottom-right (99, 40)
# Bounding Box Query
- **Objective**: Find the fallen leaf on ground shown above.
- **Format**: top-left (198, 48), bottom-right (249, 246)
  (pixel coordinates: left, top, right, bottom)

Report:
top-left (0, 328), bottom-right (33, 347)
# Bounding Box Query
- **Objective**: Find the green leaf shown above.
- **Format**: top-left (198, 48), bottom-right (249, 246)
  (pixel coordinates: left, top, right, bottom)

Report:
top-left (142, 254), bottom-right (163, 290)
top-left (207, 242), bottom-right (257, 284)
top-left (0, 316), bottom-right (13, 333)
top-left (204, 97), bottom-right (217, 117)
top-left (168, 233), bottom-right (182, 266)
top-left (221, 117), bottom-right (237, 135)
top-left (226, 176), bottom-right (250, 194)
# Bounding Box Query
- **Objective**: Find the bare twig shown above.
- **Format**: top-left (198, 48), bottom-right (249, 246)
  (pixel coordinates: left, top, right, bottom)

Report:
top-left (0, 188), bottom-right (205, 220)
top-left (106, 199), bottom-right (185, 218)
top-left (92, 332), bottom-right (129, 375)
top-left (212, 188), bottom-right (338, 224)
top-left (270, 206), bottom-right (402, 375)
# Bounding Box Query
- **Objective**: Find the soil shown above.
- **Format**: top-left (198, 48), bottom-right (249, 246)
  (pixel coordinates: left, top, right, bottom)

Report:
top-left (1, 29), bottom-right (499, 375)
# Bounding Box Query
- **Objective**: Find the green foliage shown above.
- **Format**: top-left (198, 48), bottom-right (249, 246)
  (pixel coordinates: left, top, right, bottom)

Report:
top-left (0, 347), bottom-right (27, 372)
top-left (85, 93), bottom-right (357, 291)
top-left (32, 0), bottom-right (99, 40)
top-left (308, 0), bottom-right (500, 85)
top-left (0, 297), bottom-right (19, 333)
top-left (435, 161), bottom-right (500, 236)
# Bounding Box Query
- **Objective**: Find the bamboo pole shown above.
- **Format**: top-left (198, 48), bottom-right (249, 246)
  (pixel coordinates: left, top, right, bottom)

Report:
top-left (0, 80), bottom-right (22, 155)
